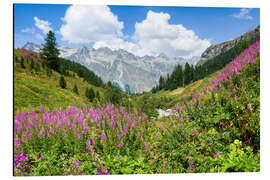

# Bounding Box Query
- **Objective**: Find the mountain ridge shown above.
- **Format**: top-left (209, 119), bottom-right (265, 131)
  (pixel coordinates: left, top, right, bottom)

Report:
top-left (22, 43), bottom-right (200, 93)
top-left (197, 26), bottom-right (260, 66)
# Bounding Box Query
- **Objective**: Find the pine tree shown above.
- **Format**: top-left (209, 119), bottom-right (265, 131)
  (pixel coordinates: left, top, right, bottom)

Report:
top-left (73, 84), bottom-right (79, 94)
top-left (59, 76), bottom-right (67, 89)
top-left (20, 57), bottom-right (25, 69)
top-left (41, 30), bottom-right (60, 72)
top-left (183, 63), bottom-right (191, 86)
top-left (159, 76), bottom-right (164, 90)
top-left (96, 90), bottom-right (100, 100)
top-left (30, 60), bottom-right (34, 71)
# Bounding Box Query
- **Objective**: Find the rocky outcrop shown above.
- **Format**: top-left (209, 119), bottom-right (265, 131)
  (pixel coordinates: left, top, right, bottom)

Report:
top-left (197, 26), bottom-right (260, 66)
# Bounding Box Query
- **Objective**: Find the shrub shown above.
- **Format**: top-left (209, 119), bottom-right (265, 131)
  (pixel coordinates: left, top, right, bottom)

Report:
top-left (59, 76), bottom-right (67, 89)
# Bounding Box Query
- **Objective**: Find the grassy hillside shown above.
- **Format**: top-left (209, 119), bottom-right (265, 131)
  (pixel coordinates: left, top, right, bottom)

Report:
top-left (14, 40), bottom-right (260, 175)
top-left (14, 49), bottom-right (105, 113)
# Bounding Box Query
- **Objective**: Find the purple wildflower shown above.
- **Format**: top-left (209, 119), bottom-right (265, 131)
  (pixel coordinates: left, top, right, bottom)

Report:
top-left (194, 93), bottom-right (199, 99)
top-left (118, 143), bottom-right (123, 148)
top-left (214, 152), bottom-right (222, 158)
top-left (193, 131), bottom-right (199, 136)
top-left (40, 155), bottom-right (44, 160)
top-left (189, 163), bottom-right (195, 170)
top-left (182, 96), bottom-right (186, 102)
top-left (212, 87), bottom-right (217, 93)
top-left (74, 160), bottom-right (81, 167)
top-left (247, 104), bottom-right (253, 111)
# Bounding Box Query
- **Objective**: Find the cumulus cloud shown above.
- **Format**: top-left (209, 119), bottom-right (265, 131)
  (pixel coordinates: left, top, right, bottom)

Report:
top-left (232, 8), bottom-right (253, 20)
top-left (132, 10), bottom-right (211, 57)
top-left (59, 5), bottom-right (124, 43)
top-left (34, 16), bottom-right (52, 34)
top-left (59, 6), bottom-right (210, 57)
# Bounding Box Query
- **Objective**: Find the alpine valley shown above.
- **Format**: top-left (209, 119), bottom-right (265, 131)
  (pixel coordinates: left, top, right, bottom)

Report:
top-left (22, 42), bottom-right (199, 93)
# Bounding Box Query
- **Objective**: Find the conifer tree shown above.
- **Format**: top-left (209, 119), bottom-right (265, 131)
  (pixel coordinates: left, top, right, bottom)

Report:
top-left (159, 76), bottom-right (164, 90)
top-left (184, 63), bottom-right (191, 86)
top-left (20, 57), bottom-right (25, 69)
top-left (96, 90), bottom-right (100, 100)
top-left (59, 76), bottom-right (67, 89)
top-left (73, 84), bottom-right (79, 94)
top-left (41, 30), bottom-right (60, 72)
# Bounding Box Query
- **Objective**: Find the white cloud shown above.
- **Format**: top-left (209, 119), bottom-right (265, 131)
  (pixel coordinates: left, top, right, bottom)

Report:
top-left (232, 8), bottom-right (253, 20)
top-left (21, 28), bottom-right (35, 34)
top-left (59, 6), bottom-right (210, 57)
top-left (132, 10), bottom-right (211, 57)
top-left (59, 5), bottom-right (124, 43)
top-left (34, 16), bottom-right (52, 34)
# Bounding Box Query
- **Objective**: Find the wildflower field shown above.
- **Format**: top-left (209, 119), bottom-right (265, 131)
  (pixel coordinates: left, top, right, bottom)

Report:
top-left (14, 41), bottom-right (260, 175)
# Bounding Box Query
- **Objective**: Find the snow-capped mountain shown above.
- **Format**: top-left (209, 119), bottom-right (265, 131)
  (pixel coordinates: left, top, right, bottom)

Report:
top-left (22, 42), bottom-right (200, 93)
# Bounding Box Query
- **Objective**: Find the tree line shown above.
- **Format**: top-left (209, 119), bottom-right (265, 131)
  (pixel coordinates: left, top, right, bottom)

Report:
top-left (152, 35), bottom-right (260, 93)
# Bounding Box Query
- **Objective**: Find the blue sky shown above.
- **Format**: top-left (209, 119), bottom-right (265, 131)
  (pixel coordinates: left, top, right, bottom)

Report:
top-left (14, 4), bottom-right (260, 57)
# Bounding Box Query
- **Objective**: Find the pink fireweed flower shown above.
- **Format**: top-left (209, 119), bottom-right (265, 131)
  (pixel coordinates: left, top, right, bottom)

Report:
top-left (193, 131), bottom-right (199, 136)
top-left (247, 104), bottom-right (253, 111)
top-left (101, 135), bottom-right (107, 143)
top-left (234, 96), bottom-right (238, 101)
top-left (182, 96), bottom-right (186, 102)
top-left (96, 166), bottom-right (109, 175)
top-left (214, 152), bottom-right (222, 158)
top-left (144, 146), bottom-right (149, 151)
top-left (194, 93), bottom-right (199, 99)
top-left (118, 143), bottom-right (123, 148)
top-left (212, 87), bottom-right (217, 93)
top-left (14, 139), bottom-right (21, 147)
top-left (74, 160), bottom-right (81, 167)
top-left (117, 133), bottom-right (124, 139)
top-left (189, 163), bottom-right (195, 170)
top-left (76, 134), bottom-right (81, 140)
top-left (232, 89), bottom-right (236, 95)
top-left (123, 127), bottom-right (128, 133)
top-left (220, 87), bottom-right (223, 92)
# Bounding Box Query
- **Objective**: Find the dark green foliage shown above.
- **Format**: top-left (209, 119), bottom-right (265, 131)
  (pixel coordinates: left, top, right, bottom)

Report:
top-left (183, 63), bottom-right (193, 86)
top-left (73, 84), bottom-right (79, 94)
top-left (46, 67), bottom-right (52, 77)
top-left (41, 30), bottom-right (60, 72)
top-left (239, 40), bottom-right (251, 52)
top-left (59, 76), bottom-right (67, 89)
top-left (29, 60), bottom-right (34, 71)
top-left (158, 76), bottom-right (165, 90)
top-left (58, 58), bottom-right (103, 87)
top-left (96, 90), bottom-right (100, 100)
top-left (20, 57), bottom-right (25, 69)
top-left (85, 87), bottom-right (95, 102)
top-left (104, 85), bottom-right (124, 105)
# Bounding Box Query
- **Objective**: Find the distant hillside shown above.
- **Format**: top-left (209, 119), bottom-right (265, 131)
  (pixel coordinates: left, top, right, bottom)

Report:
top-left (197, 26), bottom-right (260, 66)
top-left (14, 48), bottom-right (105, 112)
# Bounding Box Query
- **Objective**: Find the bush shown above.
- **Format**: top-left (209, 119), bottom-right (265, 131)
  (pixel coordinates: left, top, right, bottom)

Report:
top-left (59, 76), bottom-right (67, 89)
top-left (73, 84), bottom-right (79, 94)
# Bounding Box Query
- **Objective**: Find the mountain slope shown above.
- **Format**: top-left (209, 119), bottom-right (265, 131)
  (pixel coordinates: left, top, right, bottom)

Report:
top-left (14, 40), bottom-right (260, 175)
top-left (23, 42), bottom-right (200, 93)
top-left (197, 26), bottom-right (260, 66)
top-left (14, 49), bottom-right (105, 112)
